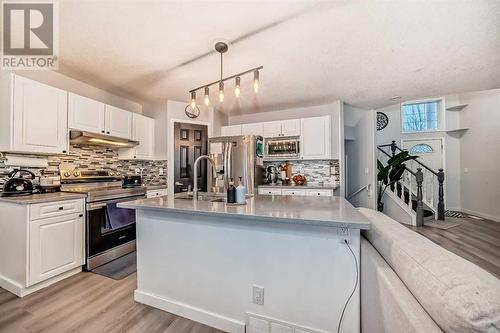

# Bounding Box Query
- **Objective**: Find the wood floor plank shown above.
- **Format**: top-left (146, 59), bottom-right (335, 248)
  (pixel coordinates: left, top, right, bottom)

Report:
top-left (0, 272), bottom-right (226, 333)
top-left (406, 216), bottom-right (500, 278)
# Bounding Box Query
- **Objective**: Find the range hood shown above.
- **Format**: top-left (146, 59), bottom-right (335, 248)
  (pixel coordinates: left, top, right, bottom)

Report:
top-left (70, 130), bottom-right (139, 148)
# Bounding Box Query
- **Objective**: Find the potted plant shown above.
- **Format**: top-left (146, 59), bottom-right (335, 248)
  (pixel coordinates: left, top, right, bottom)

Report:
top-left (377, 151), bottom-right (418, 212)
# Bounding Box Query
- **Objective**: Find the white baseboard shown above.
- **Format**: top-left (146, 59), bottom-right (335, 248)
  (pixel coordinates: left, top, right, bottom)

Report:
top-left (134, 289), bottom-right (246, 333)
top-left (0, 267), bottom-right (81, 297)
top-left (460, 208), bottom-right (500, 223)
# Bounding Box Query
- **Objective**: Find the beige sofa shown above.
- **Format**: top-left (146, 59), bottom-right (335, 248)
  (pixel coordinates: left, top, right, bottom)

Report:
top-left (358, 208), bottom-right (500, 333)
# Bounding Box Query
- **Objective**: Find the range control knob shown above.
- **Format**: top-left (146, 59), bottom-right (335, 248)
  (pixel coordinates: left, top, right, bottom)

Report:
top-left (116, 172), bottom-right (121, 176)
top-left (64, 172), bottom-right (71, 177)
top-left (109, 172), bottom-right (115, 176)
top-left (73, 171), bottom-right (80, 177)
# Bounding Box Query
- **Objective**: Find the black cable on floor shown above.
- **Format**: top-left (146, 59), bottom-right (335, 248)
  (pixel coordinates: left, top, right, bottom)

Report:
top-left (337, 239), bottom-right (359, 333)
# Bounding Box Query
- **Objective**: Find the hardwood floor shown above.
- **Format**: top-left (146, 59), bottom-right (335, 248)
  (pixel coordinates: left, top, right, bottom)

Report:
top-left (0, 272), bottom-right (226, 333)
top-left (406, 216), bottom-right (500, 278)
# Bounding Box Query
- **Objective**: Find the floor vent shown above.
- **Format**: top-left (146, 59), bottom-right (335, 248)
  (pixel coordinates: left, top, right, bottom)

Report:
top-left (445, 210), bottom-right (466, 218)
top-left (246, 313), bottom-right (323, 333)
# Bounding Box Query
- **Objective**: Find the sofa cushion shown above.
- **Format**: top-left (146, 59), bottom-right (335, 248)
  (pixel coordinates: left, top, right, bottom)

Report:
top-left (358, 208), bottom-right (500, 333)
top-left (361, 238), bottom-right (443, 333)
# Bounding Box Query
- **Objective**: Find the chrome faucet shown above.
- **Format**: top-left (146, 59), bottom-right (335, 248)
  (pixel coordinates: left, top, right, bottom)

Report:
top-left (193, 155), bottom-right (217, 200)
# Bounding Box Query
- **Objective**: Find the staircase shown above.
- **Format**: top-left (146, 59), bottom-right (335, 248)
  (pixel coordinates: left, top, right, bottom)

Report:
top-left (378, 141), bottom-right (445, 226)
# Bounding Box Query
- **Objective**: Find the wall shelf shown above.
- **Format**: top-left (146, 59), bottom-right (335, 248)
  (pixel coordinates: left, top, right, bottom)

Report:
top-left (445, 128), bottom-right (468, 134)
top-left (446, 104), bottom-right (468, 111)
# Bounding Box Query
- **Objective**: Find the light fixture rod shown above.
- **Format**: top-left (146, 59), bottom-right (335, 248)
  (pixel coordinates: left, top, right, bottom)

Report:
top-left (189, 66), bottom-right (264, 93)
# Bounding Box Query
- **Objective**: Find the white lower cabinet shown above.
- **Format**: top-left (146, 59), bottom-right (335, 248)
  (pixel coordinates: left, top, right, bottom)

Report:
top-left (29, 213), bottom-right (84, 286)
top-left (146, 188), bottom-right (168, 198)
top-left (282, 189), bottom-right (306, 196)
top-left (0, 198), bottom-right (85, 297)
top-left (259, 187), bottom-right (334, 197)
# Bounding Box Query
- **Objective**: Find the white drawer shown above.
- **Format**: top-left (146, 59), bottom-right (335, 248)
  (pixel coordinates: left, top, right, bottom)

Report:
top-left (146, 189), bottom-right (168, 198)
top-left (258, 188), bottom-right (282, 195)
top-left (282, 189), bottom-right (306, 196)
top-left (30, 199), bottom-right (84, 221)
top-left (305, 189), bottom-right (333, 197)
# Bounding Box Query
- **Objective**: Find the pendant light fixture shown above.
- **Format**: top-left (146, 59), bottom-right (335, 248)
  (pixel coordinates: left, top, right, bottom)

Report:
top-left (188, 41), bottom-right (263, 109)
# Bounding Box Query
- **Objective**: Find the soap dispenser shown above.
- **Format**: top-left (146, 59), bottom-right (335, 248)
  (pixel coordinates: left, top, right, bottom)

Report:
top-left (235, 177), bottom-right (246, 204)
top-left (227, 178), bottom-right (236, 204)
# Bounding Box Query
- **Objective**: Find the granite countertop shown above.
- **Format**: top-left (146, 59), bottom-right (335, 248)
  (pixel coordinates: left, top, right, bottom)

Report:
top-left (0, 192), bottom-right (87, 205)
top-left (259, 183), bottom-right (338, 190)
top-left (118, 195), bottom-right (370, 230)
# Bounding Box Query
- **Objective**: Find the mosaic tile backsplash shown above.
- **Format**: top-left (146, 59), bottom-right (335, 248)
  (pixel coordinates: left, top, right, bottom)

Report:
top-left (263, 159), bottom-right (340, 184)
top-left (0, 144), bottom-right (167, 190)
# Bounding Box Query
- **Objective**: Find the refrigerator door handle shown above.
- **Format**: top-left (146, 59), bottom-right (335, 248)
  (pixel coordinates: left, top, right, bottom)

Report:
top-left (227, 142), bottom-right (232, 184)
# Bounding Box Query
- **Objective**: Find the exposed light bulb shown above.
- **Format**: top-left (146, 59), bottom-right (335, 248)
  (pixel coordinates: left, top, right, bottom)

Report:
top-left (190, 91), bottom-right (196, 109)
top-left (253, 70), bottom-right (260, 93)
top-left (204, 87), bottom-right (210, 106)
top-left (219, 81), bottom-right (224, 102)
top-left (234, 76), bottom-right (241, 98)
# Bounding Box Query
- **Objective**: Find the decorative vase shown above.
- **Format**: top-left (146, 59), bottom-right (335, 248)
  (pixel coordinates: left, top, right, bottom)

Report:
top-left (377, 201), bottom-right (384, 212)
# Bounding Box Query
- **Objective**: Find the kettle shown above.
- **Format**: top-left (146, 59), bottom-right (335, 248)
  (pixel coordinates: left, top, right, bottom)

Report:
top-left (1, 169), bottom-right (36, 197)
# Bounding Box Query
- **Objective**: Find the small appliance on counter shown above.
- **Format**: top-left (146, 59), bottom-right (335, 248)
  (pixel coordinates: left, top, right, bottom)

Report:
top-left (122, 175), bottom-right (142, 188)
top-left (1, 169), bottom-right (36, 197)
top-left (39, 173), bottom-right (61, 193)
top-left (266, 165), bottom-right (279, 184)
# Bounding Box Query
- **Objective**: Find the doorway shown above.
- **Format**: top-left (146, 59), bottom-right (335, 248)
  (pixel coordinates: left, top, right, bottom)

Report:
top-left (402, 138), bottom-right (444, 170)
top-left (173, 122), bottom-right (208, 193)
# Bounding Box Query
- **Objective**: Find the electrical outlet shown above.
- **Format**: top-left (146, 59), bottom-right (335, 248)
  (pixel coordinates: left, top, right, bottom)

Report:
top-left (159, 168), bottom-right (164, 175)
top-left (252, 285), bottom-right (265, 305)
top-left (337, 227), bottom-right (350, 243)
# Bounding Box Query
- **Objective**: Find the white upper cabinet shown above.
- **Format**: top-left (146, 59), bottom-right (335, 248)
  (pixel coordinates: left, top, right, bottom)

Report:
top-left (119, 113), bottom-right (155, 160)
top-left (262, 121), bottom-right (282, 137)
top-left (105, 105), bottom-right (132, 139)
top-left (301, 116), bottom-right (331, 160)
top-left (241, 123), bottom-right (264, 136)
top-left (281, 119), bottom-right (301, 136)
top-left (7, 75), bottom-right (68, 154)
top-left (262, 119), bottom-right (301, 138)
top-left (68, 93), bottom-right (105, 133)
top-left (220, 125), bottom-right (242, 136)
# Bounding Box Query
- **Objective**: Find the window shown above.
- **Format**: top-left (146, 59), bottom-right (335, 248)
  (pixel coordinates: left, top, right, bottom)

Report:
top-left (402, 100), bottom-right (440, 132)
top-left (409, 144), bottom-right (433, 154)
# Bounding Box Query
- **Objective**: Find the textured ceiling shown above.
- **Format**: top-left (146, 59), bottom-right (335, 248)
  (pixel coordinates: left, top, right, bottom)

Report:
top-left (57, 0), bottom-right (500, 113)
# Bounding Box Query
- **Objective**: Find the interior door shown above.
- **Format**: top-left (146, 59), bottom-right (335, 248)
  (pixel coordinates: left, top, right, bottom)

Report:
top-left (402, 139), bottom-right (443, 170)
top-left (174, 123), bottom-right (208, 193)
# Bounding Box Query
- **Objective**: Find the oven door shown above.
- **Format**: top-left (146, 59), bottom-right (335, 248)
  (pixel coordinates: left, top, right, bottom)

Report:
top-left (86, 195), bottom-right (144, 269)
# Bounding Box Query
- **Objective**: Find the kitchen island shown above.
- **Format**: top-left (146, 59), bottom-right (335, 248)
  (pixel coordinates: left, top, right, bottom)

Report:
top-left (119, 195), bottom-right (370, 333)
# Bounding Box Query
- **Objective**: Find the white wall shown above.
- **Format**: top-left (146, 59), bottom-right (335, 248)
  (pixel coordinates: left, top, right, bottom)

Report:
top-left (344, 105), bottom-right (376, 209)
top-left (459, 89), bottom-right (500, 221)
top-left (10, 70), bottom-right (142, 113)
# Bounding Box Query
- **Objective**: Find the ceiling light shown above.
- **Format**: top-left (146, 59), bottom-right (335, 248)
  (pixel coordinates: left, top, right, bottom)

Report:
top-left (253, 70), bottom-right (259, 93)
top-left (188, 41), bottom-right (263, 109)
top-left (204, 87), bottom-right (210, 106)
top-left (190, 91), bottom-right (196, 109)
top-left (219, 81), bottom-right (224, 102)
top-left (234, 77), bottom-right (241, 98)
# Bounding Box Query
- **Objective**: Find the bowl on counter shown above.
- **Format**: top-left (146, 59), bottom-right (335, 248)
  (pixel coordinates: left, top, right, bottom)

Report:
top-left (292, 174), bottom-right (306, 186)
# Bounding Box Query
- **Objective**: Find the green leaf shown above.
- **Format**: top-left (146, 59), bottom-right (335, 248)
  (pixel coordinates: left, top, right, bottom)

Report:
top-left (389, 164), bottom-right (406, 182)
top-left (387, 151), bottom-right (409, 166)
top-left (377, 160), bottom-right (384, 171)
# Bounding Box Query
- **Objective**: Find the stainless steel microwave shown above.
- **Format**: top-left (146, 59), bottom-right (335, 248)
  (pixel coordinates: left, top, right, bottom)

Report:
top-left (264, 136), bottom-right (301, 159)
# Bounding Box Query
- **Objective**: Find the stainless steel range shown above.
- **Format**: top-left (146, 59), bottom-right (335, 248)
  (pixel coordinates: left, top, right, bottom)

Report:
top-left (60, 169), bottom-right (146, 270)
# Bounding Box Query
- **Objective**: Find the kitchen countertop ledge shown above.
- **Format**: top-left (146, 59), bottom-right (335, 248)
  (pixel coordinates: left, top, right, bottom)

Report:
top-left (0, 192), bottom-right (87, 205)
top-left (119, 195), bottom-right (370, 230)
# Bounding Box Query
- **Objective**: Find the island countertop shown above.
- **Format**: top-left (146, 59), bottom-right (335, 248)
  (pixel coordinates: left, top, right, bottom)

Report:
top-left (118, 194), bottom-right (370, 229)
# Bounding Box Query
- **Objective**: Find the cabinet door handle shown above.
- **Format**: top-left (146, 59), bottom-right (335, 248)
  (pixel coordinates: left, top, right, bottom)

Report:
top-left (107, 131), bottom-right (110, 134)
top-left (79, 214), bottom-right (84, 217)
top-left (101, 130), bottom-right (105, 133)
top-left (58, 207), bottom-right (64, 210)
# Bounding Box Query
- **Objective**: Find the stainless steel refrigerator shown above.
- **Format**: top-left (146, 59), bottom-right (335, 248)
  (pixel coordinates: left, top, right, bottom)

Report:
top-left (208, 135), bottom-right (265, 195)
